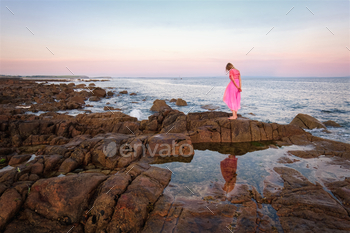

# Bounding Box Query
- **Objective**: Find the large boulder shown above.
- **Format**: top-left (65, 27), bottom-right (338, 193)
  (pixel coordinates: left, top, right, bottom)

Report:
top-left (25, 173), bottom-right (107, 223)
top-left (290, 113), bottom-right (327, 130)
top-left (150, 99), bottom-right (171, 112)
top-left (92, 88), bottom-right (106, 97)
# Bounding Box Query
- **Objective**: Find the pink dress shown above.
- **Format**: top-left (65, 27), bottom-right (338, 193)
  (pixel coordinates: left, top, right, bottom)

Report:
top-left (223, 69), bottom-right (241, 111)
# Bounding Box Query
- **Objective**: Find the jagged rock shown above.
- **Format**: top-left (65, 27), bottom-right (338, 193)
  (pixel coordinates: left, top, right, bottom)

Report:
top-left (84, 173), bottom-right (132, 232)
top-left (272, 167), bottom-right (350, 232)
top-left (175, 98), bottom-right (187, 106)
top-left (25, 173), bottom-right (107, 223)
top-left (290, 113), bottom-right (327, 130)
top-left (119, 90), bottom-right (128, 94)
top-left (150, 99), bottom-right (171, 112)
top-left (108, 167), bottom-right (171, 232)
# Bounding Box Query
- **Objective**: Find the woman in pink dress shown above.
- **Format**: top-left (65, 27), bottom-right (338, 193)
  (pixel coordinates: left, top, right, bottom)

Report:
top-left (223, 63), bottom-right (242, 119)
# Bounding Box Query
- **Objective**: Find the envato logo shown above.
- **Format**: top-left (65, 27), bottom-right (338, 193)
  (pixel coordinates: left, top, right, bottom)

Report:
top-left (103, 140), bottom-right (194, 158)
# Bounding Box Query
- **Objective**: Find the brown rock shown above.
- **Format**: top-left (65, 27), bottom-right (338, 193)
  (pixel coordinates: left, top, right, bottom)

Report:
top-left (25, 173), bottom-right (106, 223)
top-left (231, 119), bottom-right (251, 142)
top-left (92, 87), bottom-right (106, 97)
top-left (43, 154), bottom-right (63, 175)
top-left (76, 83), bottom-right (86, 88)
top-left (235, 200), bottom-right (258, 232)
top-left (227, 184), bottom-right (252, 204)
top-left (160, 119), bottom-right (187, 134)
top-left (290, 113), bottom-right (327, 129)
top-left (175, 98), bottom-right (187, 106)
top-left (272, 167), bottom-right (350, 232)
top-left (324, 178), bottom-right (350, 215)
top-left (56, 92), bottom-right (67, 100)
top-left (108, 167), bottom-right (171, 232)
top-left (323, 120), bottom-right (342, 128)
top-left (31, 162), bottom-right (44, 174)
top-left (146, 133), bottom-right (194, 157)
top-left (18, 122), bottom-right (40, 137)
top-left (189, 125), bottom-right (221, 143)
top-left (58, 158), bottom-right (79, 174)
top-left (119, 90), bottom-right (128, 94)
top-left (150, 99), bottom-right (171, 112)
top-left (145, 119), bottom-right (158, 131)
top-left (11, 134), bottom-right (22, 147)
top-left (69, 96), bottom-right (85, 105)
top-left (84, 173), bottom-right (131, 232)
top-left (8, 154), bottom-right (32, 166)
top-left (0, 188), bottom-right (23, 230)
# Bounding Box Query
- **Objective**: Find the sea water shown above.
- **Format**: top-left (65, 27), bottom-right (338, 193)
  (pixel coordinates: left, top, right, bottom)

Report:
top-left (45, 76), bottom-right (349, 143)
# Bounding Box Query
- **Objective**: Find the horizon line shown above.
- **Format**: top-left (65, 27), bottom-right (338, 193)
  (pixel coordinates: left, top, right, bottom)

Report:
top-left (1, 74), bottom-right (350, 79)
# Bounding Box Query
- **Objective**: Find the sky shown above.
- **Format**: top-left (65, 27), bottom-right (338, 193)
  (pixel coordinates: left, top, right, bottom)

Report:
top-left (0, 0), bottom-right (349, 77)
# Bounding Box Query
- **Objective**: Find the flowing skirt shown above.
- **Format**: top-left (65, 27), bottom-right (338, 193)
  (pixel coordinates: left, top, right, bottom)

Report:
top-left (223, 80), bottom-right (241, 111)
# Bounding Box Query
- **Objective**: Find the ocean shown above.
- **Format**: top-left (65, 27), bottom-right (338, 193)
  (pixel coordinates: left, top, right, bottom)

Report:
top-left (46, 76), bottom-right (349, 143)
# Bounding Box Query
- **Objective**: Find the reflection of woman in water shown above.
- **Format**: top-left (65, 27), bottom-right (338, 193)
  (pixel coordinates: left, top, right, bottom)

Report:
top-left (220, 155), bottom-right (238, 193)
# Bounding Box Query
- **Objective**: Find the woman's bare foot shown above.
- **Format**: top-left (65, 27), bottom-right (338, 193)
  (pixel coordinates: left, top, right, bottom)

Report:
top-left (228, 116), bottom-right (237, 120)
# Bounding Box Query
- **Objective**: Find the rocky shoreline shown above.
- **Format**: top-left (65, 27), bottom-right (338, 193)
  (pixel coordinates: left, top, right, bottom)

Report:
top-left (0, 78), bottom-right (350, 232)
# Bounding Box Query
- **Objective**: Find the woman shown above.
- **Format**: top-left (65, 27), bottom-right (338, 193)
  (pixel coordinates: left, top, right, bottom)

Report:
top-left (223, 63), bottom-right (242, 119)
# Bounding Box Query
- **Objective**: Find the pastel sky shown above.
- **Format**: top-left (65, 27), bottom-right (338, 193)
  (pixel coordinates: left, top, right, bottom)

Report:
top-left (0, 0), bottom-right (349, 77)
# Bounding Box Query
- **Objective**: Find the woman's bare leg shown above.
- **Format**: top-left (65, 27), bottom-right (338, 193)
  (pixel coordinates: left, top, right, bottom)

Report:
top-left (228, 110), bottom-right (237, 119)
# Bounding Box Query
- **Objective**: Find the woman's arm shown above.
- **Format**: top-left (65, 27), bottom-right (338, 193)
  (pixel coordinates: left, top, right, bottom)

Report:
top-left (230, 74), bottom-right (240, 89)
top-left (238, 74), bottom-right (242, 91)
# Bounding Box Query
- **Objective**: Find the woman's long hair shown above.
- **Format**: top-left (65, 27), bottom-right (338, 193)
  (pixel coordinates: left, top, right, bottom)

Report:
top-left (225, 63), bottom-right (235, 72)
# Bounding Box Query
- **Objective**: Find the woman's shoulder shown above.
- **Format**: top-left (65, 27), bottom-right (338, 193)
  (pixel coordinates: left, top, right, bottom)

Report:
top-left (231, 69), bottom-right (240, 74)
